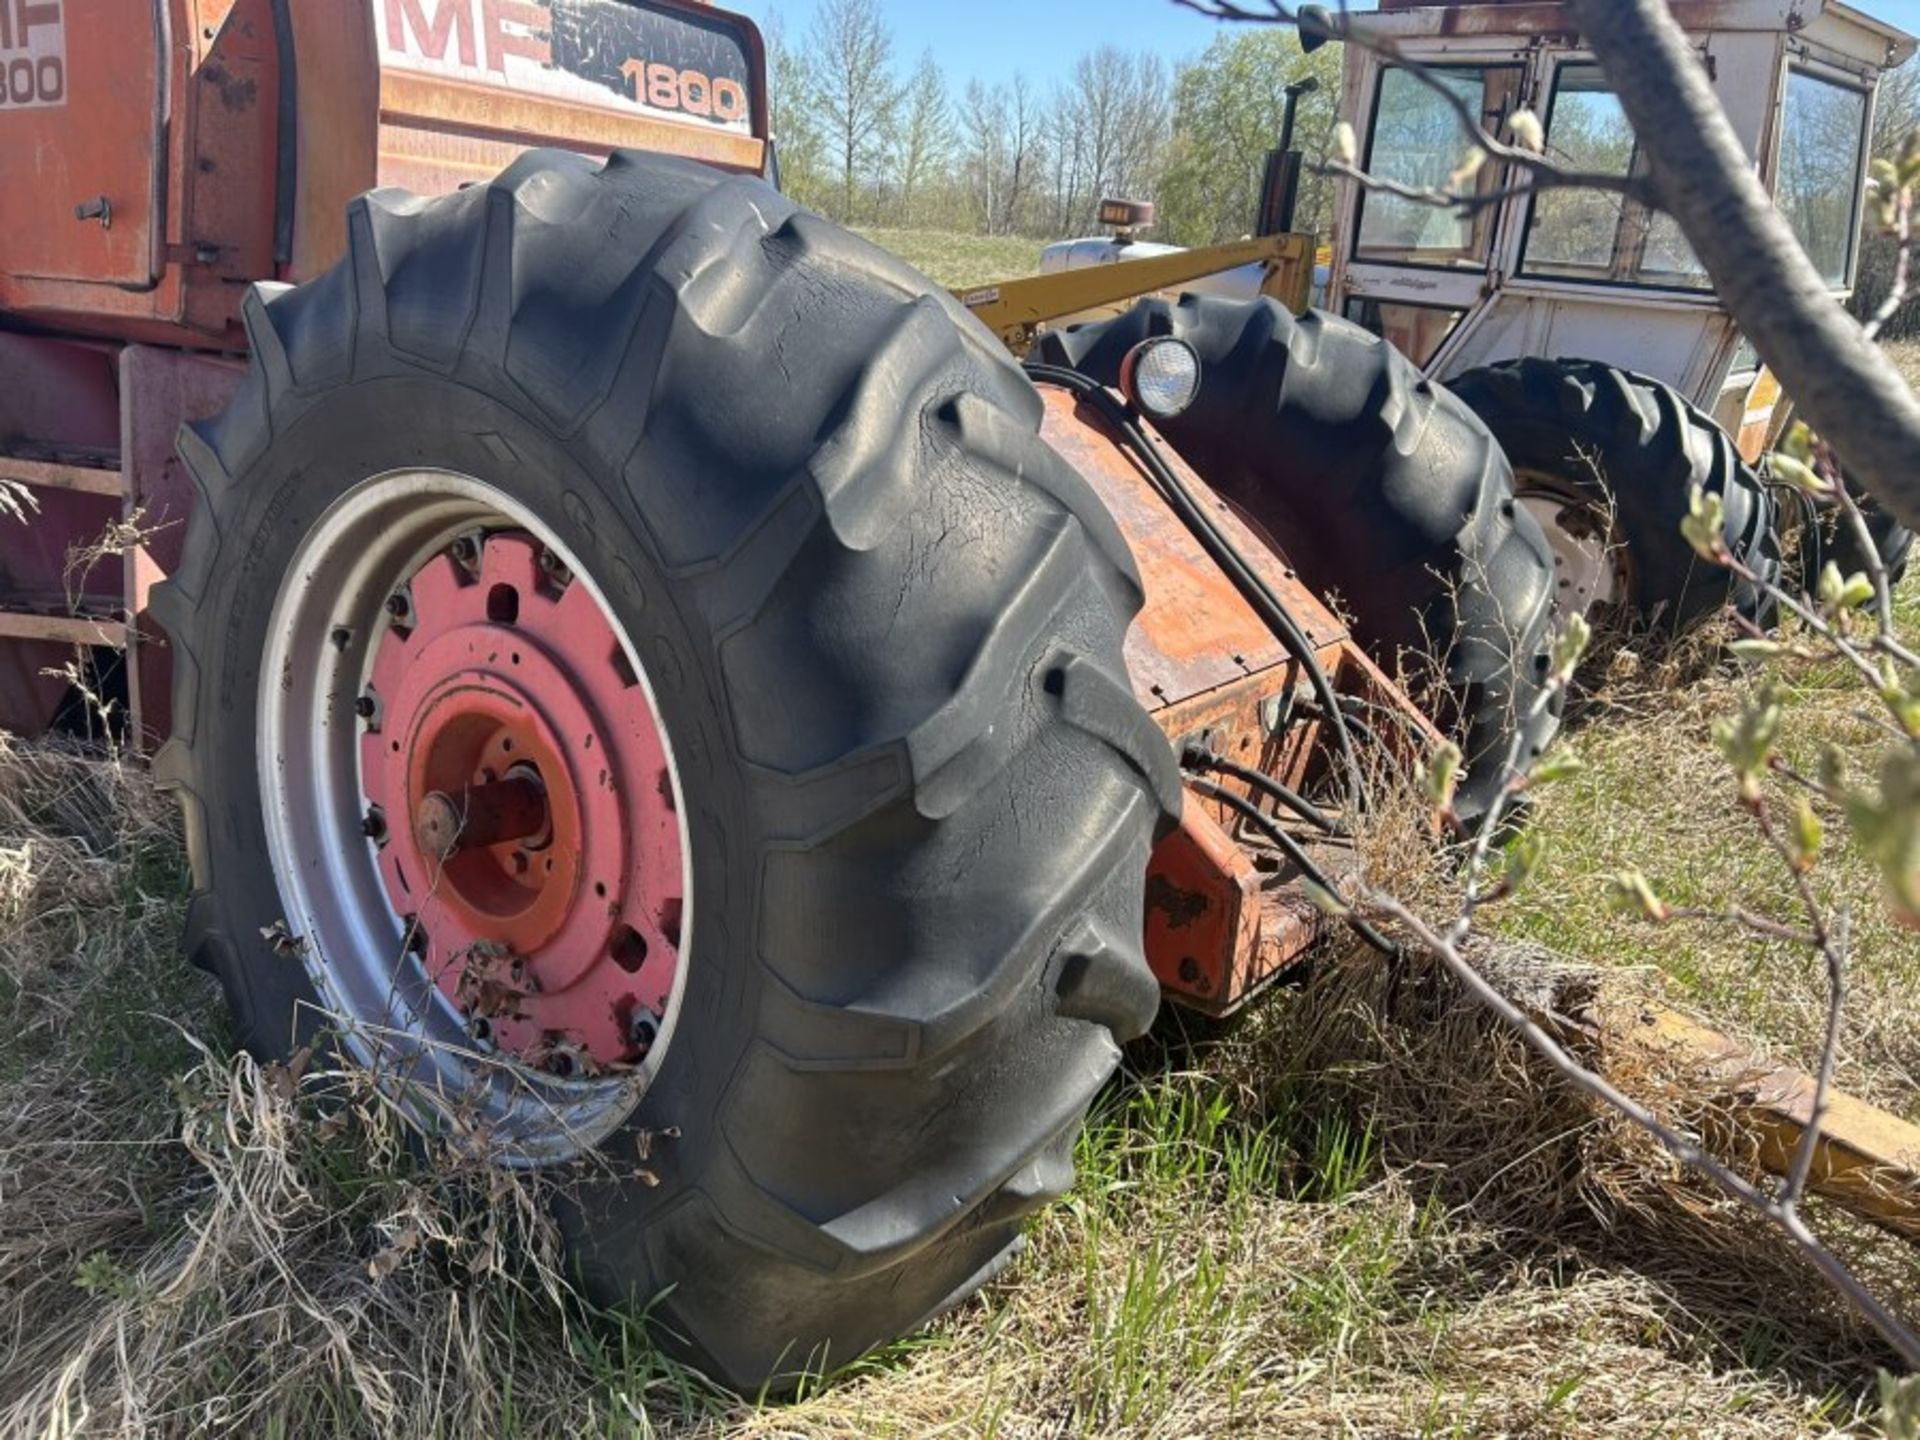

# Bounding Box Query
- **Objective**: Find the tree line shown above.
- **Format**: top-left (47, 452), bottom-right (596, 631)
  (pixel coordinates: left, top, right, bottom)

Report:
top-left (766, 0), bottom-right (1341, 245)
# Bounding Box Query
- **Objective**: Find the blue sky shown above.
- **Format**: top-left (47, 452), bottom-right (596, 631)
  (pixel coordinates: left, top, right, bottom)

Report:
top-left (759, 0), bottom-right (1920, 92)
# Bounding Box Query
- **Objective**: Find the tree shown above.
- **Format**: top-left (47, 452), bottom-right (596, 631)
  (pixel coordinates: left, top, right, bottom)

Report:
top-left (1043, 82), bottom-right (1092, 236)
top-left (808, 0), bottom-right (900, 222)
top-left (1003, 73), bottom-right (1045, 235)
top-left (961, 79), bottom-right (1010, 234)
top-left (1857, 56), bottom-right (1920, 338)
top-left (1180, 0), bottom-right (1920, 1372)
top-left (763, 11), bottom-right (830, 214)
top-left (1065, 47), bottom-right (1174, 231)
top-left (959, 75), bottom-right (1049, 236)
top-left (892, 51), bottom-right (956, 228)
top-left (1156, 28), bottom-right (1342, 247)
top-left (1874, 54), bottom-right (1920, 158)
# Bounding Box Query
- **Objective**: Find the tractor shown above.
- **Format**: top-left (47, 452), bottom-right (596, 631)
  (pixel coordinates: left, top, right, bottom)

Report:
top-left (0, 0), bottom-right (1910, 1393)
top-left (1034, 0), bottom-right (1914, 621)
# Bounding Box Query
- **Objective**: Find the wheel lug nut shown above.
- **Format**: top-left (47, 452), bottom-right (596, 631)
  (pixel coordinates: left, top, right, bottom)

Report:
top-left (470, 1016), bottom-right (493, 1045)
top-left (354, 695), bottom-right (376, 720)
top-left (630, 1012), bottom-right (659, 1055)
top-left (361, 806), bottom-right (388, 843)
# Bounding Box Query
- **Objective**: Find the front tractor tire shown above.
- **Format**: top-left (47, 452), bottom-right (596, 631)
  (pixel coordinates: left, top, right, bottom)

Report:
top-left (153, 149), bottom-right (1179, 1390)
top-left (1039, 295), bottom-right (1562, 825)
top-left (1447, 358), bottom-right (1782, 632)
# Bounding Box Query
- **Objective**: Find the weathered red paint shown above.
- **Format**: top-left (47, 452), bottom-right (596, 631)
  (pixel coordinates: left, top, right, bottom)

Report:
top-left (361, 533), bottom-right (684, 1069)
top-left (1036, 385), bottom-right (1434, 1013)
top-left (0, 0), bottom-right (771, 743)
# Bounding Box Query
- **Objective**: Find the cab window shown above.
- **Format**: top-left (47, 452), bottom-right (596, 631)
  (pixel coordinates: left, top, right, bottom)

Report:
top-left (1354, 65), bottom-right (1525, 269)
top-left (1522, 65), bottom-right (1709, 290)
top-left (1778, 69), bottom-right (1870, 289)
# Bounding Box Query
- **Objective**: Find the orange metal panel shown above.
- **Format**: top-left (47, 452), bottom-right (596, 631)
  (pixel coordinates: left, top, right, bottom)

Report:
top-left (1035, 384), bottom-right (1429, 1013)
top-left (0, 0), bottom-right (162, 289)
top-left (1143, 797), bottom-right (1335, 1013)
top-left (285, 1), bottom-right (380, 282)
top-left (377, 70), bottom-right (765, 192)
top-left (6, 1), bottom-right (773, 327)
top-left (181, 0), bottom-right (281, 290)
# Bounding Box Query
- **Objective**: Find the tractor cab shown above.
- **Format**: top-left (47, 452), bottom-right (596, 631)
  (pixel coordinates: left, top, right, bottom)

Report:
top-left (1326, 0), bottom-right (1916, 444)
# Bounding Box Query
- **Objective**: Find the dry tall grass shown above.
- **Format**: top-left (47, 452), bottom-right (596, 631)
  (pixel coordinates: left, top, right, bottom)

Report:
top-left (0, 718), bottom-right (1910, 1437)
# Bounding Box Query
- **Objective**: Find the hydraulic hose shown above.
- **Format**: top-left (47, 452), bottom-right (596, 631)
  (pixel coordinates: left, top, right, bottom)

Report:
top-left (1024, 361), bottom-right (1369, 818)
top-left (1181, 774), bottom-right (1397, 958)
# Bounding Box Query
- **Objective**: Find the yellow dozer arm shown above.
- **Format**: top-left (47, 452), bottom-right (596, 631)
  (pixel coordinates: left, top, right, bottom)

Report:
top-left (953, 232), bottom-right (1316, 356)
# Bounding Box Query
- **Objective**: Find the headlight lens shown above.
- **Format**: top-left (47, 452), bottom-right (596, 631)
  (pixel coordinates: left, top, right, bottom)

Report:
top-left (1120, 337), bottom-right (1203, 421)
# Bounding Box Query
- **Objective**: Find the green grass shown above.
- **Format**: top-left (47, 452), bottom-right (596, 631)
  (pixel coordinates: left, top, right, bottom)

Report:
top-left (852, 227), bottom-right (1044, 290)
top-left (1490, 554), bottom-right (1920, 1116)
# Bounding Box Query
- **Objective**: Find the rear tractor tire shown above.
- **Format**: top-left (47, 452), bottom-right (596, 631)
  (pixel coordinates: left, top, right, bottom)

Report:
top-left (1038, 294), bottom-right (1562, 825)
top-left (152, 149), bottom-right (1179, 1390)
top-left (1447, 358), bottom-right (1782, 633)
top-left (1796, 471), bottom-right (1913, 592)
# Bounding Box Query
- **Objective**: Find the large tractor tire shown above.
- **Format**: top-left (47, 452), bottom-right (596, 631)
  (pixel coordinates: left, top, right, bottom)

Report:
top-left (1037, 295), bottom-right (1561, 824)
top-left (152, 149), bottom-right (1179, 1390)
top-left (1798, 473), bottom-right (1914, 591)
top-left (1447, 358), bottom-right (1781, 630)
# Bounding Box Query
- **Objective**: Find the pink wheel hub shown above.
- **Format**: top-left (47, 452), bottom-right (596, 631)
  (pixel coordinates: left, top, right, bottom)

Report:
top-left (359, 533), bottom-right (683, 1073)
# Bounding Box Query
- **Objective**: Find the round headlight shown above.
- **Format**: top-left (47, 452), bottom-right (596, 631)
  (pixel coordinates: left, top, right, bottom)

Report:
top-left (1119, 337), bottom-right (1202, 421)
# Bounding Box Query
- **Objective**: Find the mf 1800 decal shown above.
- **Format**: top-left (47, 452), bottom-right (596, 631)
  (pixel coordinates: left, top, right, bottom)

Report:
top-left (0, 0), bottom-right (67, 110)
top-left (380, 0), bottom-right (755, 135)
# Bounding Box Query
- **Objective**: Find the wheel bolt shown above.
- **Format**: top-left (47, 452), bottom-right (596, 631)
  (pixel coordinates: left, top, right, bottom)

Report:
top-left (385, 592), bottom-right (411, 621)
top-left (361, 806), bottom-right (388, 843)
top-left (354, 695), bottom-right (376, 720)
top-left (470, 1016), bottom-right (493, 1045)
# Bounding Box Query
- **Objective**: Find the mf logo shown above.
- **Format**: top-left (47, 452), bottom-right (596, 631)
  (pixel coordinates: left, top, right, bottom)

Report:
top-left (383, 0), bottom-right (550, 76)
top-left (0, 0), bottom-right (66, 110)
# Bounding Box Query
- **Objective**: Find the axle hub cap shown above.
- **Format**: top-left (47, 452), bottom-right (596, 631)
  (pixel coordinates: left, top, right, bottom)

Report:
top-left (359, 533), bottom-right (683, 1072)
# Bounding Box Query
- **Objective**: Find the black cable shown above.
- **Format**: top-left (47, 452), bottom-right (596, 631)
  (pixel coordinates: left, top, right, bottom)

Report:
top-left (1024, 361), bottom-right (1369, 817)
top-left (1182, 745), bottom-right (1342, 835)
top-left (1182, 774), bottom-right (1398, 958)
top-left (1298, 704), bottom-right (1415, 782)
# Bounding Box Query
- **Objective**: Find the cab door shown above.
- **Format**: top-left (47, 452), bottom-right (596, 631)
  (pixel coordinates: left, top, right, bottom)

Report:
top-left (1329, 50), bottom-right (1531, 370)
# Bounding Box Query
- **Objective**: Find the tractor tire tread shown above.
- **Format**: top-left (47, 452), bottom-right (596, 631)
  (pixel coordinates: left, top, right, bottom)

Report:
top-left (1448, 357), bottom-right (1781, 629)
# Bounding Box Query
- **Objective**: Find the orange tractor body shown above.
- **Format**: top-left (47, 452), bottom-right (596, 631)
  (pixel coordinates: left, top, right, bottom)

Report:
top-left (0, 0), bottom-right (1391, 1018)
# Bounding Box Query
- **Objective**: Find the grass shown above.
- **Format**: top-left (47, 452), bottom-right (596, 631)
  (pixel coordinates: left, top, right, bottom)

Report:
top-left (0, 253), bottom-right (1916, 1436)
top-left (1, 732), bottom-right (1908, 1435)
top-left (852, 227), bottom-right (1044, 290)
